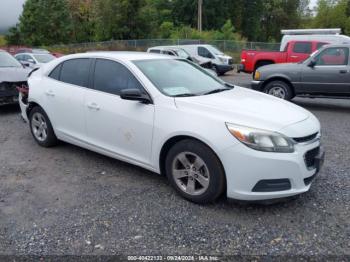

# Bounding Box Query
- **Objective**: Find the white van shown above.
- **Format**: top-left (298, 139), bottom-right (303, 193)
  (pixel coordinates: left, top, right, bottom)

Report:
top-left (177, 44), bottom-right (233, 75)
top-left (280, 28), bottom-right (350, 51)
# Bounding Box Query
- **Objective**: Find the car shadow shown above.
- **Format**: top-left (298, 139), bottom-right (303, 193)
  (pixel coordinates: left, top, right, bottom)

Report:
top-left (0, 104), bottom-right (20, 115)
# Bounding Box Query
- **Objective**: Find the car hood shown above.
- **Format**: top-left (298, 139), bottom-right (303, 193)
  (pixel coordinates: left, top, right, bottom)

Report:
top-left (175, 86), bottom-right (313, 134)
top-left (260, 62), bottom-right (303, 72)
top-left (0, 67), bottom-right (31, 83)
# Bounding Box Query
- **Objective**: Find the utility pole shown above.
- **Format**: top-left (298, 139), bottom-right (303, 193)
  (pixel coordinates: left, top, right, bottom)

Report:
top-left (198, 0), bottom-right (203, 32)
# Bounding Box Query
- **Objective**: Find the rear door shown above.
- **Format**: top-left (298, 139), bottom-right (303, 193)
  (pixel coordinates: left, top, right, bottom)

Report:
top-left (85, 58), bottom-right (154, 165)
top-left (300, 46), bottom-right (350, 95)
top-left (288, 42), bottom-right (313, 63)
top-left (43, 58), bottom-right (92, 140)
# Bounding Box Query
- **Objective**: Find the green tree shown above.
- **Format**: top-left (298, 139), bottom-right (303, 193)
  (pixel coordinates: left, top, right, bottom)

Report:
top-left (18, 0), bottom-right (73, 45)
top-left (5, 25), bottom-right (21, 45)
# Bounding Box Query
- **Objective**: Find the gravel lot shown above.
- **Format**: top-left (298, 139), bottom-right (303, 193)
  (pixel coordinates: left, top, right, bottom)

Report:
top-left (0, 72), bottom-right (349, 259)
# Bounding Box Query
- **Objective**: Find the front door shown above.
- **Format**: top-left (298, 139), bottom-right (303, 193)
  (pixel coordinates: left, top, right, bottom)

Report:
top-left (85, 58), bottom-right (154, 166)
top-left (300, 46), bottom-right (350, 95)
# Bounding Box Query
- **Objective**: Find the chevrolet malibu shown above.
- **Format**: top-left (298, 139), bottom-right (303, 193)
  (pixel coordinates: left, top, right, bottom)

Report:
top-left (20, 52), bottom-right (324, 203)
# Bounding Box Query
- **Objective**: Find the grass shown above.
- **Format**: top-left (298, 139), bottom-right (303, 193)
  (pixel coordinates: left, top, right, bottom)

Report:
top-left (0, 35), bottom-right (7, 46)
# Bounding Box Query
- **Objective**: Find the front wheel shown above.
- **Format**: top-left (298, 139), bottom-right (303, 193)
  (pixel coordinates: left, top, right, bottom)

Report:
top-left (165, 139), bottom-right (226, 204)
top-left (263, 80), bottom-right (294, 100)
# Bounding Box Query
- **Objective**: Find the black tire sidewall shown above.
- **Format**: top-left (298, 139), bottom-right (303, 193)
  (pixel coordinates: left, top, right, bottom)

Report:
top-left (165, 139), bottom-right (226, 204)
top-left (29, 106), bottom-right (57, 147)
top-left (264, 80), bottom-right (293, 100)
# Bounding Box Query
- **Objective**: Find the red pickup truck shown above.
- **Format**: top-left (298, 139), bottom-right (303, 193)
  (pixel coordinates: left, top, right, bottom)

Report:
top-left (238, 40), bottom-right (328, 74)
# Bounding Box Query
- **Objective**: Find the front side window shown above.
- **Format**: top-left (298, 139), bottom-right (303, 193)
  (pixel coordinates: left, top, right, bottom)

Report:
top-left (93, 59), bottom-right (143, 95)
top-left (315, 47), bottom-right (349, 66)
top-left (293, 42), bottom-right (312, 54)
top-left (149, 49), bottom-right (160, 54)
top-left (48, 64), bottom-right (62, 80)
top-left (134, 59), bottom-right (226, 97)
top-left (198, 47), bottom-right (214, 59)
top-left (60, 59), bottom-right (91, 87)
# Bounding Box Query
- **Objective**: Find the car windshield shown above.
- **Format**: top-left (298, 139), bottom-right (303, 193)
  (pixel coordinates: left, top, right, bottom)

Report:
top-left (207, 45), bottom-right (224, 55)
top-left (0, 51), bottom-right (22, 68)
top-left (134, 59), bottom-right (229, 97)
top-left (175, 49), bottom-right (190, 59)
top-left (33, 54), bottom-right (55, 63)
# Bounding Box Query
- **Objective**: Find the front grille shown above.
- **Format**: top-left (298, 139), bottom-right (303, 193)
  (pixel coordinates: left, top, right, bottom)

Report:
top-left (304, 147), bottom-right (320, 169)
top-left (293, 132), bottom-right (318, 143)
top-left (0, 83), bottom-right (19, 97)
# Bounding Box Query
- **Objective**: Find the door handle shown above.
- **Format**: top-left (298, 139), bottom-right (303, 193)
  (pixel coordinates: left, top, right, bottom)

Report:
top-left (45, 90), bottom-right (55, 97)
top-left (339, 69), bottom-right (348, 74)
top-left (290, 55), bottom-right (298, 58)
top-left (87, 103), bottom-right (100, 111)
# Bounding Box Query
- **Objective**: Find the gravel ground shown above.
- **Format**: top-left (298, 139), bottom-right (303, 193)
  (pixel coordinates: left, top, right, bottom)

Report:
top-left (0, 72), bottom-right (349, 259)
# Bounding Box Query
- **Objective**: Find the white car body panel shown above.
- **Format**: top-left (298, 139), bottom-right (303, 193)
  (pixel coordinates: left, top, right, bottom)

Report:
top-left (22, 52), bottom-right (322, 201)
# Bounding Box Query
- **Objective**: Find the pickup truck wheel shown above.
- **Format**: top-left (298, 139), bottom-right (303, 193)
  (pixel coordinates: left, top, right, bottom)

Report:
top-left (165, 139), bottom-right (225, 204)
top-left (29, 106), bottom-right (58, 147)
top-left (263, 80), bottom-right (293, 100)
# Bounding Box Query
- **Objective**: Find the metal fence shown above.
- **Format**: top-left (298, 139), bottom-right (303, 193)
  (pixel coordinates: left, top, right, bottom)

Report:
top-left (50, 39), bottom-right (280, 61)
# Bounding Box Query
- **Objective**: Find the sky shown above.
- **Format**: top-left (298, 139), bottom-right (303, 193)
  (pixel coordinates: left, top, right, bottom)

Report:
top-left (0, 0), bottom-right (26, 33)
top-left (0, 0), bottom-right (320, 33)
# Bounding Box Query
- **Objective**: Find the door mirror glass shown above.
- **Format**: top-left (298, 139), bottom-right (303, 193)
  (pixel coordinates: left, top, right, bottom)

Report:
top-left (27, 58), bottom-right (36, 64)
top-left (120, 89), bottom-right (152, 104)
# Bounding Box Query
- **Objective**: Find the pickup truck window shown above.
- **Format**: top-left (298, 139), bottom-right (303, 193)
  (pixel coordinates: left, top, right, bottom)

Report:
top-left (293, 42), bottom-right (312, 54)
top-left (315, 47), bottom-right (349, 66)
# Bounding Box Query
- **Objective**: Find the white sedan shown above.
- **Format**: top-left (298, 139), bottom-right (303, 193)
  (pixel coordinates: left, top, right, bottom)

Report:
top-left (19, 52), bottom-right (324, 203)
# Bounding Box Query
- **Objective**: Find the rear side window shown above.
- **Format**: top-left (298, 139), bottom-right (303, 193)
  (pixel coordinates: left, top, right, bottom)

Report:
top-left (93, 59), bottom-right (143, 96)
top-left (60, 59), bottom-right (91, 87)
top-left (293, 42), bottom-right (312, 54)
top-left (49, 64), bottom-right (62, 80)
top-left (149, 49), bottom-right (160, 54)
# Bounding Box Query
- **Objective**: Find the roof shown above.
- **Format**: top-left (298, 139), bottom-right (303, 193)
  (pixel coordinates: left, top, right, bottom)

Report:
top-left (68, 51), bottom-right (173, 61)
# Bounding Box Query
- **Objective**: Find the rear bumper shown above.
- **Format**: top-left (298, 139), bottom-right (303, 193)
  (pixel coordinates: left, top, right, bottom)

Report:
top-left (251, 80), bottom-right (264, 91)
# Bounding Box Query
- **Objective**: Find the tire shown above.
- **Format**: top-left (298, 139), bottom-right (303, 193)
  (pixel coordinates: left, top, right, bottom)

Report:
top-left (29, 106), bottom-right (58, 147)
top-left (165, 139), bottom-right (225, 204)
top-left (263, 80), bottom-right (294, 100)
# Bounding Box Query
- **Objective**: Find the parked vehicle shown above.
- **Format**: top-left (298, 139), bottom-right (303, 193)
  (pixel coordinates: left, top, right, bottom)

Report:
top-left (15, 50), bottom-right (56, 69)
top-left (20, 52), bottom-right (324, 203)
top-left (251, 44), bottom-right (350, 100)
top-left (239, 28), bottom-right (350, 74)
top-left (0, 50), bottom-right (30, 106)
top-left (147, 46), bottom-right (213, 69)
top-left (178, 44), bottom-right (234, 75)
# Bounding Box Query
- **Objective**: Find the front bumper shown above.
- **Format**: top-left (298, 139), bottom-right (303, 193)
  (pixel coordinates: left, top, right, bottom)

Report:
top-left (251, 80), bottom-right (264, 91)
top-left (219, 139), bottom-right (324, 201)
top-left (215, 64), bottom-right (233, 75)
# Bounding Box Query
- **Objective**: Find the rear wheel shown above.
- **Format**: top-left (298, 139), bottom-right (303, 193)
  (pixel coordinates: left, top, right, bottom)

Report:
top-left (165, 139), bottom-right (225, 204)
top-left (29, 106), bottom-right (58, 147)
top-left (263, 80), bottom-right (294, 100)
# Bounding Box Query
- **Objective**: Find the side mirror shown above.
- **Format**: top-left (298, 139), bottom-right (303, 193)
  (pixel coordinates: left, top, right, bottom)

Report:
top-left (27, 59), bottom-right (36, 64)
top-left (120, 89), bottom-right (152, 104)
top-left (308, 59), bottom-right (316, 67)
top-left (20, 61), bottom-right (31, 68)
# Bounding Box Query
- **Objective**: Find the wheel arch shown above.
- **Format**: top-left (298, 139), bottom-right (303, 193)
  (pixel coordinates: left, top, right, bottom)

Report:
top-left (254, 59), bottom-right (275, 70)
top-left (261, 76), bottom-right (295, 96)
top-left (159, 135), bottom-right (226, 183)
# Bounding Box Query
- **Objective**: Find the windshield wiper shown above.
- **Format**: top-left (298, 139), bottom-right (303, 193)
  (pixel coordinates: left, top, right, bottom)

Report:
top-left (172, 93), bottom-right (197, 97)
top-left (203, 88), bottom-right (231, 95)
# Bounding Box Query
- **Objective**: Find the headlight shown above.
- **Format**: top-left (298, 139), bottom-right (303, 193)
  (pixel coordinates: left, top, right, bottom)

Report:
top-left (218, 57), bottom-right (226, 63)
top-left (226, 123), bottom-right (295, 153)
top-left (254, 70), bottom-right (261, 80)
